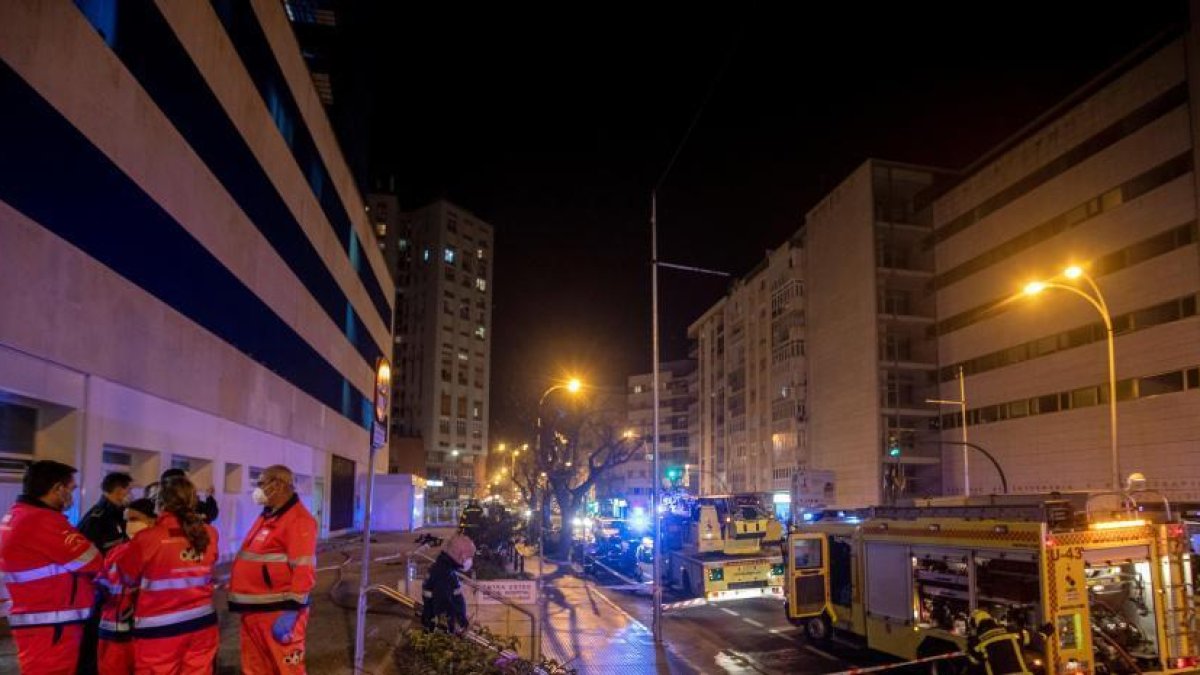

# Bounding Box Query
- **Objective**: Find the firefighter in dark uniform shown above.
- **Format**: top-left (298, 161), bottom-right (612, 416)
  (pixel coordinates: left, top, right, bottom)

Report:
top-left (459, 499), bottom-right (484, 537)
top-left (966, 608), bottom-right (1052, 675)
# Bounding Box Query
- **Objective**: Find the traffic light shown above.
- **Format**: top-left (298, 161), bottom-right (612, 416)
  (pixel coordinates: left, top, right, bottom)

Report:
top-left (665, 466), bottom-right (683, 482)
top-left (887, 435), bottom-right (902, 458)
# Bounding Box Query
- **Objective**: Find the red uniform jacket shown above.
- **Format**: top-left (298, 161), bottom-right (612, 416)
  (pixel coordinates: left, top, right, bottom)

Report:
top-left (116, 513), bottom-right (218, 638)
top-left (98, 539), bottom-right (137, 641)
top-left (0, 496), bottom-right (101, 628)
top-left (229, 494), bottom-right (317, 613)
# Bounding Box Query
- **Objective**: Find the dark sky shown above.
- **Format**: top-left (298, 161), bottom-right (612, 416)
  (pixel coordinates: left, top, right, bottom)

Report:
top-left (353, 2), bottom-right (1187, 438)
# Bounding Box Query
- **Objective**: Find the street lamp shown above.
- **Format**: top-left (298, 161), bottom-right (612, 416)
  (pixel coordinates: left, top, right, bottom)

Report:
top-left (1021, 265), bottom-right (1120, 490)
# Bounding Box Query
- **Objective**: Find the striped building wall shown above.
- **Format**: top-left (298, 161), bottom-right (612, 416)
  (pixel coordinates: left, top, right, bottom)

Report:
top-left (0, 0), bottom-right (394, 554)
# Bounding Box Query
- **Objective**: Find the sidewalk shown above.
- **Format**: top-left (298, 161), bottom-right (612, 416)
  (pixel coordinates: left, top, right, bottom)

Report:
top-left (0, 528), bottom-right (456, 674)
top-left (533, 556), bottom-right (689, 675)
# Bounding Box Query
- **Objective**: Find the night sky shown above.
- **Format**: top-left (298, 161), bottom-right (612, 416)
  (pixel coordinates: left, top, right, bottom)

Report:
top-left (353, 2), bottom-right (1187, 439)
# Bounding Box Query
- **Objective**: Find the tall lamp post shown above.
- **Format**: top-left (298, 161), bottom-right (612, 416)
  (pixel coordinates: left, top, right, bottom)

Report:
top-left (1022, 265), bottom-right (1120, 490)
top-left (531, 377), bottom-right (582, 657)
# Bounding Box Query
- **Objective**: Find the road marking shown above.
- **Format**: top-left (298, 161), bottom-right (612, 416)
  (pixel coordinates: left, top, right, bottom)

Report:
top-left (805, 645), bottom-right (839, 662)
top-left (768, 625), bottom-right (798, 634)
top-left (743, 617), bottom-right (765, 627)
top-left (719, 607), bottom-right (740, 616)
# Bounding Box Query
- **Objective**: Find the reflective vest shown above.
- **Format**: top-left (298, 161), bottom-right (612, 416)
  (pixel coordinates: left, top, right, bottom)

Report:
top-left (116, 513), bottom-right (218, 638)
top-left (97, 540), bottom-right (137, 641)
top-left (0, 497), bottom-right (102, 628)
top-left (229, 494), bottom-right (317, 613)
top-left (968, 625), bottom-right (1034, 675)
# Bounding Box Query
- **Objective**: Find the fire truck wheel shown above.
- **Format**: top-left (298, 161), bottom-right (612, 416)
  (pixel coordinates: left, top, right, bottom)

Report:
top-left (803, 614), bottom-right (833, 646)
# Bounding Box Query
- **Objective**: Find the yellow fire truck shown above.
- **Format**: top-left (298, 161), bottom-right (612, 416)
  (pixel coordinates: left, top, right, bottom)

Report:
top-left (663, 494), bottom-right (787, 602)
top-left (785, 494), bottom-right (1198, 674)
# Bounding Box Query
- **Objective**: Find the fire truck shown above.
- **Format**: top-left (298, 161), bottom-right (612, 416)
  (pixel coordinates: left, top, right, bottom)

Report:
top-left (785, 493), bottom-right (1198, 674)
top-left (663, 494), bottom-right (787, 602)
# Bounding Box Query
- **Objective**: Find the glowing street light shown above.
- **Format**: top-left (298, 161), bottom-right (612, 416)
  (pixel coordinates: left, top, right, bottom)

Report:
top-left (566, 378), bottom-right (582, 393)
top-left (1020, 265), bottom-right (1120, 489)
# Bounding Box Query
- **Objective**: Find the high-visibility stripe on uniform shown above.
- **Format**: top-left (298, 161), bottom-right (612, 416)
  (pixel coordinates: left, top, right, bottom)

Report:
top-left (134, 604), bottom-right (215, 629)
top-left (99, 619), bottom-right (132, 633)
top-left (2, 546), bottom-right (99, 584)
top-left (141, 576), bottom-right (211, 591)
top-left (7, 606), bottom-right (92, 626)
top-left (236, 551), bottom-right (288, 563)
top-left (289, 555), bottom-right (316, 566)
top-left (227, 591), bottom-right (309, 605)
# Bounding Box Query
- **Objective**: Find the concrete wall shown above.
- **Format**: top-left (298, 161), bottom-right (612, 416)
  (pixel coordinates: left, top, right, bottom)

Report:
top-left (805, 162), bottom-right (882, 507)
top-left (932, 38), bottom-right (1200, 498)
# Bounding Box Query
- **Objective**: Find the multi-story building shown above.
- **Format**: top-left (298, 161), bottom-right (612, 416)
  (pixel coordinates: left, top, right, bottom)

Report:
top-left (0, 1), bottom-right (393, 551)
top-left (281, 0), bottom-right (372, 192)
top-left (367, 197), bottom-right (494, 508)
top-left (604, 361), bottom-right (696, 513)
top-left (804, 161), bottom-right (949, 508)
top-left (689, 240), bottom-right (807, 505)
top-left (929, 32), bottom-right (1200, 501)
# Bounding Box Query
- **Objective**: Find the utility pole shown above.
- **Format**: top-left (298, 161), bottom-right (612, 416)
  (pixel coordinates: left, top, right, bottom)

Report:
top-left (927, 366), bottom-right (969, 495)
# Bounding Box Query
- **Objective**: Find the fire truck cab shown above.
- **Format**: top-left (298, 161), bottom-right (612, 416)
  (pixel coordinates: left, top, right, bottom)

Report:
top-left (786, 493), bottom-right (1198, 674)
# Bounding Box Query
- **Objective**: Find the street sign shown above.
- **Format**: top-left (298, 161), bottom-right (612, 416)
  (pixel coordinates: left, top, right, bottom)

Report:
top-left (372, 421), bottom-right (387, 449)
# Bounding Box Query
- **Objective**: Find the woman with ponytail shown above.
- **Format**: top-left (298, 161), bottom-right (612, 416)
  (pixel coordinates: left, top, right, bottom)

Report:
top-left (116, 477), bottom-right (219, 674)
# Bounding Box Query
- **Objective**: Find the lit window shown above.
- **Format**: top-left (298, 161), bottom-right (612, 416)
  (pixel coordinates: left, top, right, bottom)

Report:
top-left (375, 222), bottom-right (387, 237)
top-left (475, 277), bottom-right (487, 292)
top-left (477, 248), bottom-right (485, 260)
top-left (444, 247), bottom-right (456, 264)
top-left (422, 248), bottom-right (431, 262)
top-left (398, 238), bottom-right (409, 251)
top-left (474, 325), bottom-right (486, 340)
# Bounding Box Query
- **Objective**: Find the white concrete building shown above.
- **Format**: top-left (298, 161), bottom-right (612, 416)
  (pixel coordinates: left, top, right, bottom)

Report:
top-left (604, 361), bottom-right (695, 513)
top-left (930, 33), bottom-right (1200, 500)
top-left (804, 161), bottom-right (948, 508)
top-left (0, 0), bottom-right (393, 555)
top-left (368, 197), bottom-right (493, 507)
top-left (689, 241), bottom-right (807, 502)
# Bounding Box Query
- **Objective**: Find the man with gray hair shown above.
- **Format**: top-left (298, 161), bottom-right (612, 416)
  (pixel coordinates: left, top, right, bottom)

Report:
top-left (230, 465), bottom-right (318, 673)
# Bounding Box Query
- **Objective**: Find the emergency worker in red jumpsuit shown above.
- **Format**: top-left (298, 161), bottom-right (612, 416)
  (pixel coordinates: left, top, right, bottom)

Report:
top-left (229, 465), bottom-right (318, 674)
top-left (96, 498), bottom-right (156, 675)
top-left (0, 460), bottom-right (102, 674)
top-left (117, 477), bottom-right (219, 674)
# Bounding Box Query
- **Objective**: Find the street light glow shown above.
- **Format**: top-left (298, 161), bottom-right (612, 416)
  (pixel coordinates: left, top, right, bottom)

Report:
top-left (498, 442), bottom-right (507, 452)
top-left (566, 378), bottom-right (582, 393)
top-left (1064, 265), bottom-right (1083, 279)
top-left (1023, 281), bottom-right (1046, 296)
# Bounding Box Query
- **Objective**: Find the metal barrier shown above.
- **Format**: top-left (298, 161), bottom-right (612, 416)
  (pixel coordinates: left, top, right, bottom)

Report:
top-left (407, 548), bottom-right (541, 661)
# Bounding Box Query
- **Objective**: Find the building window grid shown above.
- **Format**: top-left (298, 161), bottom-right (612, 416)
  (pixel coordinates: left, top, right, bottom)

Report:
top-left (941, 364), bottom-right (1200, 430)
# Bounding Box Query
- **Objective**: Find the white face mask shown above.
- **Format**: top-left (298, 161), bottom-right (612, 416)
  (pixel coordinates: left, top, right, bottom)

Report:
top-left (461, 557), bottom-right (473, 572)
top-left (126, 521), bottom-right (149, 538)
top-left (252, 487), bottom-right (269, 506)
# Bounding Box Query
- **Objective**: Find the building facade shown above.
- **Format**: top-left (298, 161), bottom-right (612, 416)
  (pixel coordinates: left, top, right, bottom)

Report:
top-left (367, 197), bottom-right (494, 507)
top-left (602, 361), bottom-right (696, 513)
top-left (804, 161), bottom-right (947, 508)
top-left (0, 0), bottom-right (393, 553)
top-left (689, 241), bottom-right (807, 503)
top-left (930, 33), bottom-right (1200, 500)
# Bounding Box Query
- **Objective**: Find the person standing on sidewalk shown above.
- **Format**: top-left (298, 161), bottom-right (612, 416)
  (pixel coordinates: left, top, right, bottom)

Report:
top-left (421, 534), bottom-right (475, 633)
top-left (77, 471), bottom-right (134, 675)
top-left (96, 498), bottom-right (156, 675)
top-left (151, 468), bottom-right (219, 525)
top-left (118, 477), bottom-right (219, 674)
top-left (0, 460), bottom-right (103, 675)
top-left (229, 465), bottom-right (318, 674)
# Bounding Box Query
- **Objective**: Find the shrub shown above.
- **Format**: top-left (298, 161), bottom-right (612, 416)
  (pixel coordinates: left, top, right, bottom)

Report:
top-left (394, 625), bottom-right (574, 675)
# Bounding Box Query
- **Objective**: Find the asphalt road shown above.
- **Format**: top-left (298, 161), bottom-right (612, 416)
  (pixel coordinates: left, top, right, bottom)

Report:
top-left (584, 577), bottom-right (873, 675)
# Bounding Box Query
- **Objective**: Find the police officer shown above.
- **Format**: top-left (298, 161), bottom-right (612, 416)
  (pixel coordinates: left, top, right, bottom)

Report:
top-left (153, 468), bottom-right (219, 524)
top-left (459, 499), bottom-right (484, 538)
top-left (421, 534), bottom-right (475, 633)
top-left (77, 472), bottom-right (134, 674)
top-left (966, 608), bottom-right (1052, 675)
top-left (0, 460), bottom-right (103, 675)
